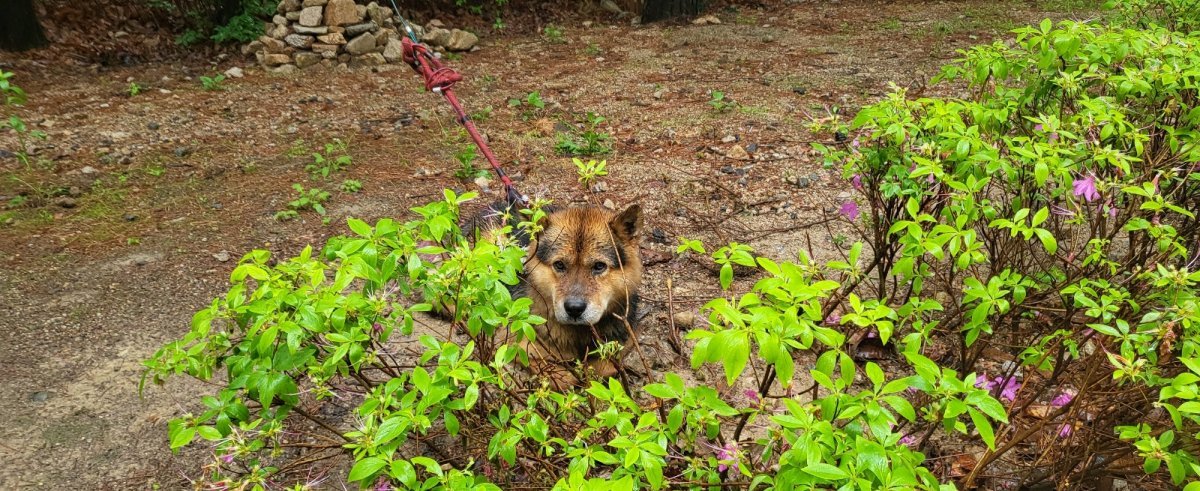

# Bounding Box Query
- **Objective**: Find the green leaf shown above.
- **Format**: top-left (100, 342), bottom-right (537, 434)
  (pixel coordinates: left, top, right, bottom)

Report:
top-left (347, 217), bottom-right (373, 238)
top-left (969, 408), bottom-right (997, 450)
top-left (803, 462), bottom-right (848, 480)
top-left (348, 456), bottom-right (387, 482)
top-left (169, 425), bottom-right (195, 450)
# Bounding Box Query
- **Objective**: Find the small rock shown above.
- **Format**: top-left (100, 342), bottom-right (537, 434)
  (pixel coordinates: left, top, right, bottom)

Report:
top-left (582, 21), bottom-right (593, 28)
top-left (293, 25), bottom-right (329, 34)
top-left (745, 142), bottom-right (759, 154)
top-left (443, 29), bottom-right (478, 51)
top-left (174, 147), bottom-right (192, 158)
top-left (124, 214), bottom-right (138, 222)
top-left (223, 66), bottom-right (244, 78)
top-left (294, 52), bottom-right (322, 68)
top-left (311, 43), bottom-right (339, 54)
top-left (284, 33), bottom-right (313, 49)
top-left (792, 86), bottom-right (807, 95)
top-left (68, 186), bottom-right (82, 197)
top-left (285, 10), bottom-right (301, 21)
top-left (80, 166), bottom-right (98, 175)
top-left (345, 21), bottom-right (377, 36)
top-left (426, 19), bottom-right (445, 29)
top-left (147, 122), bottom-right (160, 130)
top-left (352, 52), bottom-right (386, 66)
top-left (269, 64), bottom-right (299, 75)
top-left (302, 0), bottom-right (326, 5)
top-left (650, 228), bottom-right (667, 244)
top-left (269, 24), bottom-right (290, 39)
top-left (795, 176), bottom-right (811, 188)
top-left (422, 27), bottom-right (451, 46)
top-left (603, 199), bottom-right (615, 210)
top-left (29, 391), bottom-right (52, 403)
top-left (259, 36), bottom-right (287, 52)
top-left (692, 14), bottom-right (721, 25)
top-left (592, 181), bottom-right (608, 193)
top-left (273, 14), bottom-right (288, 25)
top-left (345, 32), bottom-right (377, 55)
top-left (213, 250), bottom-right (231, 262)
top-left (298, 5), bottom-right (323, 27)
top-left (720, 165), bottom-right (736, 174)
top-left (55, 197), bottom-right (77, 208)
top-left (726, 144), bottom-right (750, 160)
top-left (721, 135), bottom-right (736, 143)
top-left (278, 0), bottom-right (302, 13)
top-left (652, 88), bottom-right (665, 99)
top-left (317, 32), bottom-right (346, 44)
top-left (473, 175), bottom-right (491, 192)
top-left (836, 191), bottom-right (852, 200)
top-left (366, 2), bottom-right (392, 24)
top-left (737, 177), bottom-right (748, 186)
top-left (323, 0), bottom-right (362, 26)
top-left (382, 39), bottom-right (404, 62)
top-left (672, 311), bottom-right (695, 328)
top-left (263, 53), bottom-right (293, 66)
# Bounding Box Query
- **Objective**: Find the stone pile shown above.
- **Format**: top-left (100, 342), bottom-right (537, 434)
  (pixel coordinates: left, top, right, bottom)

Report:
top-left (247, 0), bottom-right (480, 72)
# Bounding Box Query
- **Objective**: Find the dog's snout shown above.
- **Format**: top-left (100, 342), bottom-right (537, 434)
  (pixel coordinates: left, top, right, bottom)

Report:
top-left (563, 298), bottom-right (588, 319)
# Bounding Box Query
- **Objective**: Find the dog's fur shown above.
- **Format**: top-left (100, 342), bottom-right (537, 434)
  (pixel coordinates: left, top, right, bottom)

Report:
top-left (468, 202), bottom-right (643, 385)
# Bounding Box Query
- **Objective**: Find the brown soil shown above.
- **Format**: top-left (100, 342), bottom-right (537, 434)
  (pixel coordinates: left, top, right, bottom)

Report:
top-left (0, 1), bottom-right (1098, 488)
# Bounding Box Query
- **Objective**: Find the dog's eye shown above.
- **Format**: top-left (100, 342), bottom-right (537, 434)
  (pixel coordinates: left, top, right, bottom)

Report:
top-left (592, 262), bottom-right (607, 274)
top-left (552, 260), bottom-right (567, 273)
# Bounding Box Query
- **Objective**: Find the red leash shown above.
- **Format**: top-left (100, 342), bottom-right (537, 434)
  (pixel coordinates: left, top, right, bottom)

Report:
top-left (400, 37), bottom-right (528, 207)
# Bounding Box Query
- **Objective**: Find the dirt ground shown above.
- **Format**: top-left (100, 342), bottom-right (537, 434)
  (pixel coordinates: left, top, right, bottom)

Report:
top-left (0, 1), bottom-right (1097, 488)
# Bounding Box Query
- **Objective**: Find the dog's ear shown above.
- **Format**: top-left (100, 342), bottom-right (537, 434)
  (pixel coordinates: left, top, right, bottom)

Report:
top-left (610, 204), bottom-right (641, 239)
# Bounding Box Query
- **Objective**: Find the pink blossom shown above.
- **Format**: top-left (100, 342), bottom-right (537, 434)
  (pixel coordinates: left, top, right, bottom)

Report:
top-left (1034, 124), bottom-right (1044, 132)
top-left (851, 174), bottom-right (863, 190)
top-left (716, 442), bottom-right (740, 473)
top-left (1072, 174), bottom-right (1100, 202)
top-left (1057, 423), bottom-right (1073, 437)
top-left (744, 389), bottom-right (761, 404)
top-left (975, 373), bottom-right (996, 391)
top-left (995, 376), bottom-right (1021, 402)
top-left (824, 313), bottom-right (842, 326)
top-left (1049, 132), bottom-right (1059, 143)
top-left (220, 453), bottom-right (234, 464)
top-left (1051, 390), bottom-right (1074, 407)
top-left (840, 201), bottom-right (860, 220)
top-left (900, 434), bottom-right (917, 447)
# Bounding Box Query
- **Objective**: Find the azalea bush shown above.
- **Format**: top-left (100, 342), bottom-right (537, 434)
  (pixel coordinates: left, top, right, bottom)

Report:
top-left (817, 17), bottom-right (1200, 488)
top-left (144, 9), bottom-right (1200, 491)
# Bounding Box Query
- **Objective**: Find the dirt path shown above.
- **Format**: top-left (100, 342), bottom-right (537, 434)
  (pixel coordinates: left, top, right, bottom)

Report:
top-left (0, 1), bottom-right (1093, 487)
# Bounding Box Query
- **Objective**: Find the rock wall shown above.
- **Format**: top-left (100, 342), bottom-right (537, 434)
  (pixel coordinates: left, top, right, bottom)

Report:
top-left (246, 0), bottom-right (480, 73)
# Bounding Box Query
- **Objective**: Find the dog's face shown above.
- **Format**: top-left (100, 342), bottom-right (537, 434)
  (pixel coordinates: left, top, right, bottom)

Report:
top-left (526, 205), bottom-right (643, 326)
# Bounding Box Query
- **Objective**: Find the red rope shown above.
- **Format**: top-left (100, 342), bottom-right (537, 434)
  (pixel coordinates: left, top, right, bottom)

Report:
top-left (401, 37), bottom-right (526, 206)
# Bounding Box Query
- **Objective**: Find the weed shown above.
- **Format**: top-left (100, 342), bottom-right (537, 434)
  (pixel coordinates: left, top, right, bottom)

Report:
top-left (146, 165), bottom-right (166, 177)
top-left (127, 237), bottom-right (141, 246)
top-left (286, 139), bottom-right (309, 158)
top-left (199, 75), bottom-right (225, 91)
top-left (0, 70), bottom-right (48, 169)
top-left (340, 179), bottom-right (362, 193)
top-left (128, 82), bottom-right (143, 97)
top-left (543, 24), bottom-right (565, 44)
top-left (573, 158), bottom-right (608, 188)
top-left (306, 139), bottom-right (351, 179)
top-left (584, 43), bottom-right (602, 56)
top-left (555, 112), bottom-right (612, 157)
top-left (708, 90), bottom-right (736, 112)
top-left (453, 145), bottom-right (488, 181)
top-left (469, 106), bottom-right (493, 122)
top-left (882, 18), bottom-right (901, 30)
top-left (507, 91), bottom-right (545, 120)
top-left (493, 17), bottom-right (505, 30)
top-left (275, 183), bottom-right (330, 220)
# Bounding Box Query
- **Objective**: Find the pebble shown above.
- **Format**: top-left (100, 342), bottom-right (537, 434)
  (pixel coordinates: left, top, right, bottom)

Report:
top-left (29, 391), bottom-right (52, 403)
top-left (174, 147), bottom-right (191, 157)
top-left (726, 144), bottom-right (750, 161)
top-left (602, 199), bottom-right (615, 210)
top-left (80, 166), bottom-right (98, 175)
top-left (721, 135), bottom-right (736, 143)
top-left (650, 228), bottom-right (667, 244)
top-left (673, 311), bottom-right (696, 328)
top-left (55, 197), bottom-right (77, 208)
top-left (792, 86), bottom-right (807, 95)
top-left (720, 165), bottom-right (736, 174)
top-left (147, 122), bottom-right (160, 130)
top-left (592, 181), bottom-right (608, 193)
top-left (213, 250), bottom-right (231, 262)
top-left (223, 66), bottom-right (245, 78)
top-left (123, 214), bottom-right (137, 222)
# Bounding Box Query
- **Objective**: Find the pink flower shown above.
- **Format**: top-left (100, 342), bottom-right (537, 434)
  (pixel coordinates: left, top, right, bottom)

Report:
top-left (840, 201), bottom-right (860, 220)
top-left (1049, 132), bottom-right (1059, 143)
top-left (1051, 390), bottom-right (1074, 407)
top-left (744, 389), bottom-right (761, 404)
top-left (900, 434), bottom-right (917, 447)
top-left (1034, 124), bottom-right (1044, 132)
top-left (716, 442), bottom-right (740, 473)
top-left (824, 313), bottom-right (841, 326)
top-left (1072, 174), bottom-right (1100, 202)
top-left (975, 373), bottom-right (996, 391)
top-left (1057, 423), bottom-right (1073, 437)
top-left (851, 174), bottom-right (863, 190)
top-left (994, 376), bottom-right (1021, 402)
top-left (220, 453), bottom-right (234, 464)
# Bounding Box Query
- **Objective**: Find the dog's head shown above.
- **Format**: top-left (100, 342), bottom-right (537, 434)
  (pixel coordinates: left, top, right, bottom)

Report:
top-left (526, 204), bottom-right (643, 326)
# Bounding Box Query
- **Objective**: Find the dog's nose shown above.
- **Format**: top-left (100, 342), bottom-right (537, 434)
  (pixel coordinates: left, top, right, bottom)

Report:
top-left (563, 298), bottom-right (588, 319)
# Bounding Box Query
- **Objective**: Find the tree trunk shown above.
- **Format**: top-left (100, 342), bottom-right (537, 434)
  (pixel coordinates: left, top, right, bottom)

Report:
top-left (0, 0), bottom-right (49, 52)
top-left (641, 0), bottom-right (708, 22)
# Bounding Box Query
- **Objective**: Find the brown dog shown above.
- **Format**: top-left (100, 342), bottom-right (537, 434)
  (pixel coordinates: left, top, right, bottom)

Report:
top-left (464, 202), bottom-right (643, 386)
